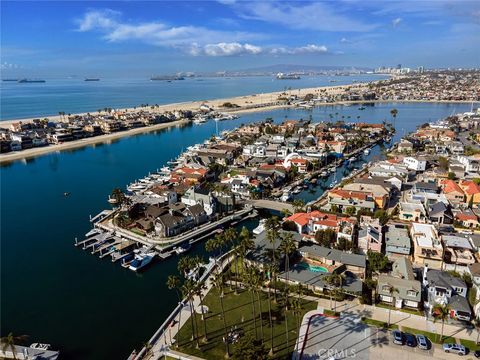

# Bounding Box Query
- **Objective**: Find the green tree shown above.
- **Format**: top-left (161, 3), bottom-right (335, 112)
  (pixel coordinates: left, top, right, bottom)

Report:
top-left (166, 275), bottom-right (182, 347)
top-left (438, 156), bottom-right (449, 170)
top-left (315, 228), bottom-right (337, 247)
top-left (345, 206), bottom-right (356, 216)
top-left (232, 334), bottom-right (269, 360)
top-left (386, 285), bottom-right (398, 326)
top-left (292, 199), bottom-right (306, 213)
top-left (432, 304), bottom-right (450, 342)
top-left (373, 209), bottom-right (390, 225)
top-left (367, 250), bottom-right (389, 273)
top-left (447, 172), bottom-right (456, 180)
top-left (213, 272), bottom-right (230, 357)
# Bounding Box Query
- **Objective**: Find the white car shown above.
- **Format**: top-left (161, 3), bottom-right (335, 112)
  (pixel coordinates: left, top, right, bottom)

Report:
top-left (443, 343), bottom-right (467, 355)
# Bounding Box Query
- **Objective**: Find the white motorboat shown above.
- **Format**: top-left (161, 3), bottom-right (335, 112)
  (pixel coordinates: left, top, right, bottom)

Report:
top-left (253, 219), bottom-right (266, 235)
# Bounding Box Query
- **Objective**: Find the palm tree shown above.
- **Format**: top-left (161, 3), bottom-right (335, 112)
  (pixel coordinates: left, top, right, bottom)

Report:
top-left (245, 265), bottom-right (259, 340)
top-left (432, 303), bottom-right (450, 342)
top-left (1, 333), bottom-right (28, 360)
top-left (250, 266), bottom-right (265, 343)
top-left (390, 108), bottom-right (398, 129)
top-left (166, 275), bottom-right (182, 347)
top-left (279, 232), bottom-right (296, 298)
top-left (264, 263), bottom-right (275, 356)
top-left (387, 285), bottom-right (398, 326)
top-left (181, 279), bottom-right (200, 348)
top-left (325, 273), bottom-right (345, 311)
top-left (235, 227), bottom-right (251, 293)
top-left (213, 272), bottom-right (230, 358)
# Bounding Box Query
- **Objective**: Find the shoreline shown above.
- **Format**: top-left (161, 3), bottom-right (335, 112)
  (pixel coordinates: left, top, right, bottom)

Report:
top-left (1, 80), bottom-right (478, 164)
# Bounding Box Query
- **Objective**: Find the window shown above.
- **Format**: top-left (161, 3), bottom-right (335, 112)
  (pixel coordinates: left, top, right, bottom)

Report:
top-left (382, 285), bottom-right (391, 292)
top-left (407, 290), bottom-right (417, 297)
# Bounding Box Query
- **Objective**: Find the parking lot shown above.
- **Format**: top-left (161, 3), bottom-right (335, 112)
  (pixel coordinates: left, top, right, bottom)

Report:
top-left (300, 312), bottom-right (474, 360)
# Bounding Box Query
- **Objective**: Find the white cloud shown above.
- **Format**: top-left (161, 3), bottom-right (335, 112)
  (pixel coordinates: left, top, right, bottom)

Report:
top-left (392, 18), bottom-right (402, 27)
top-left (1, 62), bottom-right (21, 69)
top-left (76, 9), bottom-right (262, 48)
top-left (270, 44), bottom-right (328, 55)
top-left (190, 42), bottom-right (262, 56)
top-left (234, 2), bottom-right (378, 32)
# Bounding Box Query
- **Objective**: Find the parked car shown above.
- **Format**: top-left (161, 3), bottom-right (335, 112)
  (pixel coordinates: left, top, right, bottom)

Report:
top-left (416, 334), bottom-right (429, 350)
top-left (404, 333), bottom-right (416, 347)
top-left (474, 350), bottom-right (480, 358)
top-left (392, 330), bottom-right (404, 345)
top-left (443, 343), bottom-right (467, 355)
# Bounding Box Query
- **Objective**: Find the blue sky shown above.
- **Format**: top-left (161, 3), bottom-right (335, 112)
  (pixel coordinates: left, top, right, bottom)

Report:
top-left (1, 1), bottom-right (479, 77)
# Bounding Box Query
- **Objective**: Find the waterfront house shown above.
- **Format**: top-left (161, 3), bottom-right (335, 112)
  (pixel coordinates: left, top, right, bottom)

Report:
top-left (181, 186), bottom-right (216, 216)
top-left (422, 266), bottom-right (471, 321)
top-left (411, 223), bottom-right (443, 269)
top-left (457, 156), bottom-right (480, 174)
top-left (403, 156), bottom-right (427, 172)
top-left (10, 133), bottom-right (33, 149)
top-left (385, 224), bottom-right (412, 259)
top-left (285, 210), bottom-right (356, 242)
top-left (49, 129), bottom-right (74, 144)
top-left (377, 258), bottom-right (422, 309)
top-left (397, 139), bottom-right (414, 153)
top-left (289, 158), bottom-right (309, 173)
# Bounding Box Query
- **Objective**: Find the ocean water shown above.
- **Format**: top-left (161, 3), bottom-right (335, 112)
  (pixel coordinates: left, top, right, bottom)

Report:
top-left (0, 99), bottom-right (476, 359)
top-left (0, 74), bottom-right (387, 120)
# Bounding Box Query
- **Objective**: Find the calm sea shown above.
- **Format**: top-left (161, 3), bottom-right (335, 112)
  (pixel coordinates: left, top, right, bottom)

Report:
top-left (0, 75), bottom-right (387, 120)
top-left (0, 94), bottom-right (476, 359)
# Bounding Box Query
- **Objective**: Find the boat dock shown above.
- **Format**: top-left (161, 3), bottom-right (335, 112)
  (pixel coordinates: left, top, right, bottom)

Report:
top-left (76, 206), bottom-right (256, 271)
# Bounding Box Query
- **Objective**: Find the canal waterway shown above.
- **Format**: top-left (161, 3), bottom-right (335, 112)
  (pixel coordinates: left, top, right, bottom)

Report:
top-left (0, 101), bottom-right (475, 359)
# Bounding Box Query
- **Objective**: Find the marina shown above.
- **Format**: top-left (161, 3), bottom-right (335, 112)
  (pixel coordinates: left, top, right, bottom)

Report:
top-left (1, 102), bottom-right (477, 360)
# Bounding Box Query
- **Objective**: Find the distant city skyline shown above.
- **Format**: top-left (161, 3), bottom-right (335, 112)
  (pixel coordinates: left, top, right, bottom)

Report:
top-left (1, 0), bottom-right (480, 77)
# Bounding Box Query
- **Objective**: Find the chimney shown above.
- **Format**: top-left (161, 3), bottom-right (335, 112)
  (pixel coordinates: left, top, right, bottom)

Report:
top-left (422, 263), bottom-right (429, 286)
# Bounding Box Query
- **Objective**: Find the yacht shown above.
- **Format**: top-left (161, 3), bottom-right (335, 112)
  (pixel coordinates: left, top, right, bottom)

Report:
top-left (364, 148), bottom-right (370, 155)
top-left (174, 243), bottom-right (191, 254)
top-left (30, 343), bottom-right (51, 351)
top-left (253, 219), bottom-right (266, 235)
top-left (128, 248), bottom-right (156, 271)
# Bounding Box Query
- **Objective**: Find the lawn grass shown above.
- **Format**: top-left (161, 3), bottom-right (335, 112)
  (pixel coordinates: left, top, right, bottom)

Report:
top-left (176, 287), bottom-right (317, 359)
top-left (375, 302), bottom-right (423, 316)
top-left (361, 317), bottom-right (398, 330)
top-left (401, 326), bottom-right (455, 344)
top-left (459, 338), bottom-right (480, 351)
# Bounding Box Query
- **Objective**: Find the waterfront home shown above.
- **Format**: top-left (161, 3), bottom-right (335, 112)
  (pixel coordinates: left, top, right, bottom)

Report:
top-left (385, 224), bottom-right (412, 259)
top-left (369, 161), bottom-right (410, 180)
top-left (459, 180), bottom-right (480, 205)
top-left (9, 140), bottom-right (21, 151)
top-left (422, 266), bottom-right (471, 321)
top-left (446, 141), bottom-right (465, 155)
top-left (10, 133), bottom-right (34, 149)
top-left (83, 124), bottom-right (103, 136)
top-left (181, 186), bottom-right (216, 216)
top-left (442, 234), bottom-right (476, 267)
top-left (399, 201), bottom-right (426, 222)
top-left (98, 120), bottom-right (122, 133)
top-left (285, 210), bottom-right (356, 242)
top-left (197, 148), bottom-right (234, 166)
top-left (298, 244), bottom-right (367, 279)
top-left (289, 158), bottom-right (309, 173)
top-left (403, 156), bottom-right (427, 172)
top-left (411, 223), bottom-right (443, 269)
top-left (49, 129), bottom-right (74, 144)
top-left (327, 189), bottom-right (376, 214)
top-left (170, 166), bottom-right (209, 185)
top-left (154, 203), bottom-right (208, 237)
top-left (397, 139), bottom-right (414, 153)
top-left (377, 258), bottom-right (422, 309)
top-left (440, 179), bottom-right (466, 205)
top-left (357, 216), bottom-right (383, 254)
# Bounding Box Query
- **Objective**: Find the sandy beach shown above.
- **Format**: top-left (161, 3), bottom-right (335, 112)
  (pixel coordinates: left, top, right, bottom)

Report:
top-left (1, 80), bottom-right (477, 164)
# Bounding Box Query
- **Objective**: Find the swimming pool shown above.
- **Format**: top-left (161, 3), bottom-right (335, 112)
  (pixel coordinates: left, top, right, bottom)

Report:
top-left (296, 261), bottom-right (328, 273)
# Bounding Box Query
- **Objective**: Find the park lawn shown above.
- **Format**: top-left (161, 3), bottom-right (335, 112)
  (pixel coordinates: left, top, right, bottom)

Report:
top-left (375, 303), bottom-right (423, 316)
top-left (176, 287), bottom-right (317, 359)
top-left (400, 326), bottom-right (455, 344)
